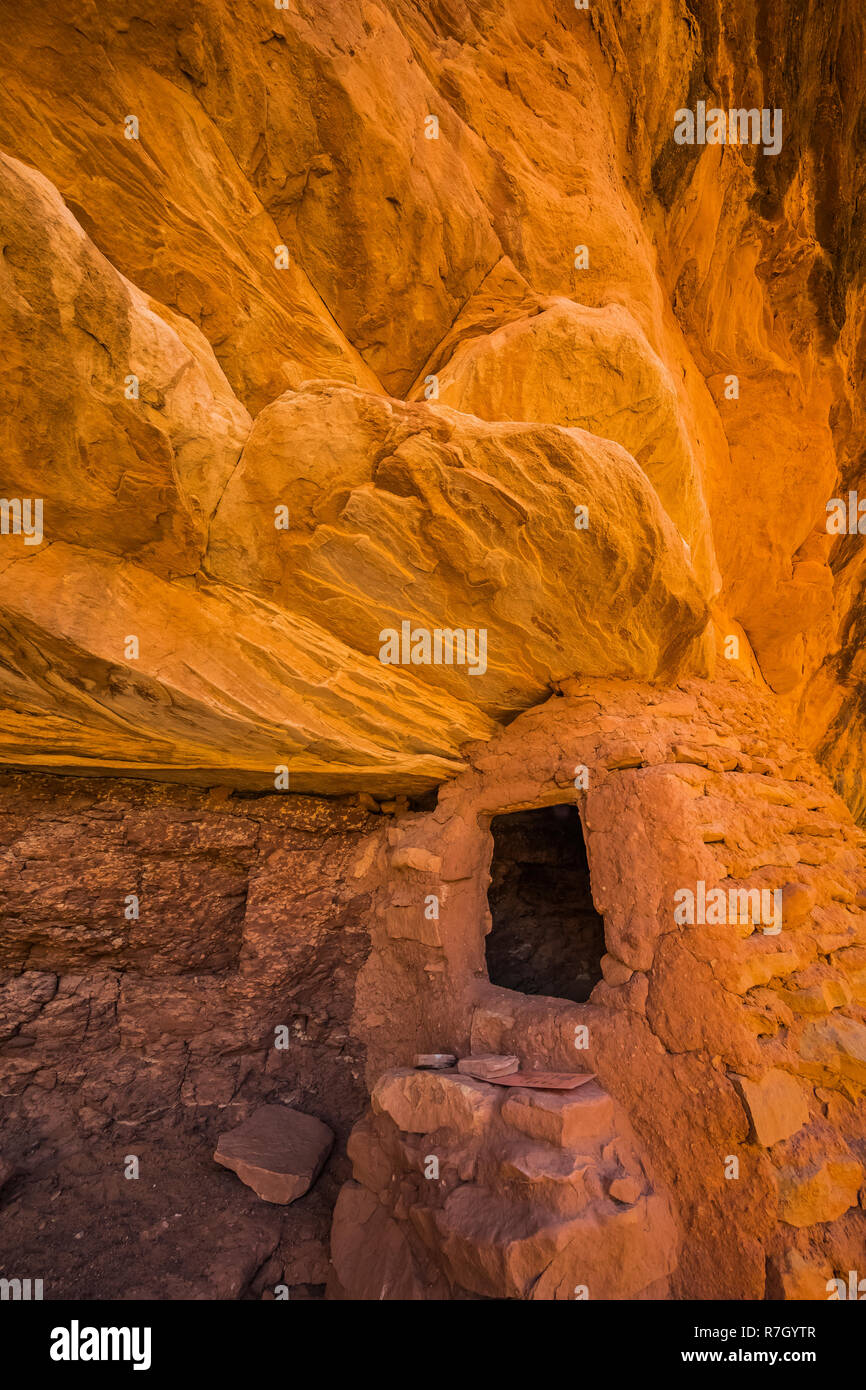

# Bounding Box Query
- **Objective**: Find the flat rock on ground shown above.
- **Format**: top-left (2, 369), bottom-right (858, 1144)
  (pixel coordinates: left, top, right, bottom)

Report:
top-left (215, 1106), bottom-right (334, 1206)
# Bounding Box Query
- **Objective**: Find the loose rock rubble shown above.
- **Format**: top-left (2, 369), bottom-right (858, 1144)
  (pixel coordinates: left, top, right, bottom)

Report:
top-left (330, 1068), bottom-right (678, 1300)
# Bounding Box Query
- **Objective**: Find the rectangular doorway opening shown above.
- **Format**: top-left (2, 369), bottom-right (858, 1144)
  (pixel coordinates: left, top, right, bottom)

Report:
top-left (485, 804), bottom-right (606, 1003)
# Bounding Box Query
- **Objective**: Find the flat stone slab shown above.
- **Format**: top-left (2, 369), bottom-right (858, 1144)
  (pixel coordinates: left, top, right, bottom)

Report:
top-left (215, 1105), bottom-right (334, 1205)
top-left (483, 1072), bottom-right (597, 1090)
top-left (415, 1054), bottom-right (457, 1069)
top-left (729, 1069), bottom-right (809, 1148)
top-left (457, 1055), bottom-right (519, 1080)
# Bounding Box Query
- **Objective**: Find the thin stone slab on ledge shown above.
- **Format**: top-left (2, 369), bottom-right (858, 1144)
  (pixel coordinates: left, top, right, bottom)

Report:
top-left (481, 1072), bottom-right (598, 1090)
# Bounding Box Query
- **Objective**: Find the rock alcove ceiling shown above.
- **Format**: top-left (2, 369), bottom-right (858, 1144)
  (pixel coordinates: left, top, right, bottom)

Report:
top-left (0, 0), bottom-right (865, 1306)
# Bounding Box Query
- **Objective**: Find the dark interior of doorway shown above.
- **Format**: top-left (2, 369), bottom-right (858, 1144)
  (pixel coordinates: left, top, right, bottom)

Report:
top-left (485, 804), bottom-right (606, 1003)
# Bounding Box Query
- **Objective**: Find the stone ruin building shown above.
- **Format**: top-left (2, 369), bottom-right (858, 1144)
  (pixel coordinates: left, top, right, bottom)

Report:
top-left (0, 0), bottom-right (865, 1304)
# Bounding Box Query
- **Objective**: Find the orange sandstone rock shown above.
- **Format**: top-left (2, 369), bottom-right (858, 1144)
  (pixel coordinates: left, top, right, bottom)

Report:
top-left (214, 1106), bottom-right (334, 1205)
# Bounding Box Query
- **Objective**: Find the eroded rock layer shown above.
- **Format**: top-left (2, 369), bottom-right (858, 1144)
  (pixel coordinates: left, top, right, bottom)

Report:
top-left (0, 0), bottom-right (864, 799)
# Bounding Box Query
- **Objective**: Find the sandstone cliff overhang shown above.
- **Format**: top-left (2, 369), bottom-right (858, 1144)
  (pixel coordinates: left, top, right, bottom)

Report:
top-left (0, 150), bottom-right (710, 792)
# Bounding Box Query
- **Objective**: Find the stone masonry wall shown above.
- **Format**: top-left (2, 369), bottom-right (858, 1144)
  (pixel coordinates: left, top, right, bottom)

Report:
top-left (340, 672), bottom-right (866, 1299)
